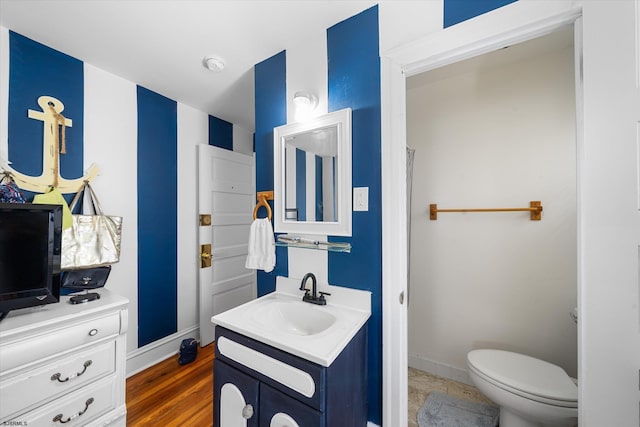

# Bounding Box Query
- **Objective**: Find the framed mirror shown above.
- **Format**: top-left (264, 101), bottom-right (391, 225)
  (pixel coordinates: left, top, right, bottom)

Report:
top-left (273, 108), bottom-right (352, 236)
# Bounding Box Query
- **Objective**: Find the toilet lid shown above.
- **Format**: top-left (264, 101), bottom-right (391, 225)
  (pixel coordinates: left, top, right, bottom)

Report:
top-left (467, 349), bottom-right (577, 403)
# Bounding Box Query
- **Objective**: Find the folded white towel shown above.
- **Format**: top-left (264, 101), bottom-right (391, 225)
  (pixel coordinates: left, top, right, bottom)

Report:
top-left (245, 218), bottom-right (276, 273)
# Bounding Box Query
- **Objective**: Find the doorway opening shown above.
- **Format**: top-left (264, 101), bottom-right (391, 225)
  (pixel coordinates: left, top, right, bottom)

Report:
top-left (403, 25), bottom-right (578, 425)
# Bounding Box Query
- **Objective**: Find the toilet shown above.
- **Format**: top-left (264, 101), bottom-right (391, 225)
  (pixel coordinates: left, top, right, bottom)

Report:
top-left (467, 349), bottom-right (578, 427)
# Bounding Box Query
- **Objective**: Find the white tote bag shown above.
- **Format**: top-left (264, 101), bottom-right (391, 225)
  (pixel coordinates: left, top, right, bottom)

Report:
top-left (61, 182), bottom-right (122, 270)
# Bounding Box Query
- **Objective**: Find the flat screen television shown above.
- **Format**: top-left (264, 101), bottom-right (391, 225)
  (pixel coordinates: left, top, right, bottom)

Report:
top-left (0, 203), bottom-right (62, 320)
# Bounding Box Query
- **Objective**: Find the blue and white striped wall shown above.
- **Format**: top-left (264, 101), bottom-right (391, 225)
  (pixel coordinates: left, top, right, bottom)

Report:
top-left (0, 27), bottom-right (253, 373)
top-left (254, 1), bottom-right (520, 424)
top-left (254, 6), bottom-right (383, 423)
top-left (0, 0), bottom-right (519, 415)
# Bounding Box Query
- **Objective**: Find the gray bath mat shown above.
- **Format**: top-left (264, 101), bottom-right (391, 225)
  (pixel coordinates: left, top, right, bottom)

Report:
top-left (417, 391), bottom-right (499, 427)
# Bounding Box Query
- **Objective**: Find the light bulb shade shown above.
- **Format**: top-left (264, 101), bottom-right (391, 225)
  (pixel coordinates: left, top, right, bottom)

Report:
top-left (293, 91), bottom-right (318, 121)
top-left (203, 55), bottom-right (225, 72)
top-left (293, 91), bottom-right (318, 108)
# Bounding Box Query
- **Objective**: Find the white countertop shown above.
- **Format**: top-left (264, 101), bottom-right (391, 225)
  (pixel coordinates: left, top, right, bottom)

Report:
top-left (211, 276), bottom-right (371, 367)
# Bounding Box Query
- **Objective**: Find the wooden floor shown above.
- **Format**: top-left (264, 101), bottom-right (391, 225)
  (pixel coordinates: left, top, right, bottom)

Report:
top-left (126, 343), bottom-right (215, 426)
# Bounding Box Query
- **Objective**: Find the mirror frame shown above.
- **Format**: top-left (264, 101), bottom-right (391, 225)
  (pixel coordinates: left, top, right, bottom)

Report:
top-left (273, 108), bottom-right (352, 236)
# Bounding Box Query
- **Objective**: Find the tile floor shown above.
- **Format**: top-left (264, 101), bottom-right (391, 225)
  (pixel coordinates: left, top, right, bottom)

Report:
top-left (408, 367), bottom-right (495, 427)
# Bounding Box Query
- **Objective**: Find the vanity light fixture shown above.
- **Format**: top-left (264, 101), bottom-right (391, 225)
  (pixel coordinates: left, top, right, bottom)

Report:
top-left (293, 91), bottom-right (318, 121)
top-left (203, 55), bottom-right (225, 73)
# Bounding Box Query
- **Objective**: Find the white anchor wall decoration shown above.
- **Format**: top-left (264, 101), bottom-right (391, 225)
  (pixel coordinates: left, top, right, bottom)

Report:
top-left (0, 95), bottom-right (99, 194)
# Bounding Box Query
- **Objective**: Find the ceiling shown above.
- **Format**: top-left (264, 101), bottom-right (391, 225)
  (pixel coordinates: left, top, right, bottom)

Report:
top-left (0, 0), bottom-right (376, 132)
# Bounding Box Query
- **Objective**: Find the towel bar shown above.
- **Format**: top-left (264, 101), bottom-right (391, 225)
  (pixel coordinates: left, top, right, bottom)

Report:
top-left (430, 201), bottom-right (542, 221)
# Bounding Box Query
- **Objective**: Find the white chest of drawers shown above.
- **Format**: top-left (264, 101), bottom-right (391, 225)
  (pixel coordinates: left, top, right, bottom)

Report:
top-left (0, 290), bottom-right (128, 427)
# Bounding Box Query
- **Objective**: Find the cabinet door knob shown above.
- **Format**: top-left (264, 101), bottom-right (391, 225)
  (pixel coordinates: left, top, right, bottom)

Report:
top-left (88, 329), bottom-right (98, 336)
top-left (242, 404), bottom-right (254, 419)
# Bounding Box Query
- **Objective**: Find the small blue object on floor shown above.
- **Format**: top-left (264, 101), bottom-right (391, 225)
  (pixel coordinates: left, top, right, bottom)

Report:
top-left (417, 391), bottom-right (499, 427)
top-left (178, 338), bottom-right (198, 365)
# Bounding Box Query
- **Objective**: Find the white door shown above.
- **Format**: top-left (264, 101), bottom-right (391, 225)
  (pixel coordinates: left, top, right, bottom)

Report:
top-left (198, 144), bottom-right (256, 346)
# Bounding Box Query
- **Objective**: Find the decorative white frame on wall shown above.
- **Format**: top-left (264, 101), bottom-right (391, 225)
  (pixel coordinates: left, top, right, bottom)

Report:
top-left (380, 2), bottom-right (583, 426)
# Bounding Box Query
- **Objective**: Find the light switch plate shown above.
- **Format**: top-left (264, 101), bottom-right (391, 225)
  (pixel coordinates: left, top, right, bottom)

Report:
top-left (353, 187), bottom-right (368, 211)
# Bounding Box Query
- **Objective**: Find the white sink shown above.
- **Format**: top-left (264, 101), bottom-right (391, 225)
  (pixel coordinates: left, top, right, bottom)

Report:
top-left (211, 276), bottom-right (371, 367)
top-left (251, 300), bottom-right (336, 336)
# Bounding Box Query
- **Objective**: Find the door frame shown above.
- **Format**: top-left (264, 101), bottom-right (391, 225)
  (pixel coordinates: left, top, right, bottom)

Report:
top-left (380, 3), bottom-right (583, 426)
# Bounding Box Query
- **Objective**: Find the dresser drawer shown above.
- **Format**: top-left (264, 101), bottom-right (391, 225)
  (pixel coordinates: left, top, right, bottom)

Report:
top-left (0, 312), bottom-right (121, 374)
top-left (8, 376), bottom-right (119, 427)
top-left (0, 340), bottom-right (117, 420)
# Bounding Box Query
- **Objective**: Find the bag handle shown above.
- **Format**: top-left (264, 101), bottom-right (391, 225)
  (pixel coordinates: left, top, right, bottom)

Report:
top-left (68, 181), bottom-right (104, 215)
top-left (84, 182), bottom-right (105, 215)
top-left (68, 182), bottom-right (87, 213)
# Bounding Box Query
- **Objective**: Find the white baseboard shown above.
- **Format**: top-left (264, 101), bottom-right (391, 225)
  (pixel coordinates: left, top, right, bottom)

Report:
top-left (408, 354), bottom-right (472, 386)
top-left (126, 325), bottom-right (201, 377)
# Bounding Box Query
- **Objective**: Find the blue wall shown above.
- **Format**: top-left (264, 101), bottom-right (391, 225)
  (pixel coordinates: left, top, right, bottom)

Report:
top-left (209, 115), bottom-right (233, 150)
top-left (8, 31), bottom-right (84, 197)
top-left (444, 0), bottom-right (518, 27)
top-left (253, 6), bottom-right (383, 423)
top-left (327, 6), bottom-right (382, 423)
top-left (254, 51), bottom-right (288, 296)
top-left (136, 86), bottom-right (178, 347)
top-left (296, 149), bottom-right (307, 221)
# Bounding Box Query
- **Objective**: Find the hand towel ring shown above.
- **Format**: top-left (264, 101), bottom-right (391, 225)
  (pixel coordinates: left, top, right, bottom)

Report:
top-left (253, 191), bottom-right (274, 220)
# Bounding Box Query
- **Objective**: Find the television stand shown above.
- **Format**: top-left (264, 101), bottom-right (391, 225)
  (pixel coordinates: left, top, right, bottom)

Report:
top-left (69, 292), bottom-right (101, 305)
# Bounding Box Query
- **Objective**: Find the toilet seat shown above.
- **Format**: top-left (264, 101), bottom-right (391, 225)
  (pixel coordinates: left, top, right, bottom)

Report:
top-left (467, 349), bottom-right (578, 408)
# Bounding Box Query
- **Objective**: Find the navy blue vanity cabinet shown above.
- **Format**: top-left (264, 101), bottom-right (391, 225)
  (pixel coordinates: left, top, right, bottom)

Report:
top-left (213, 325), bottom-right (367, 427)
top-left (259, 383), bottom-right (324, 426)
top-left (214, 360), bottom-right (259, 426)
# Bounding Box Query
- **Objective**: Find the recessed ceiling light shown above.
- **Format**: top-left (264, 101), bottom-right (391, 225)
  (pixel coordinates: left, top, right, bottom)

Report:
top-left (203, 55), bottom-right (225, 72)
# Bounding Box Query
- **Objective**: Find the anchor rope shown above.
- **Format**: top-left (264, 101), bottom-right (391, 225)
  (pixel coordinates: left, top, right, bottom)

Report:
top-left (48, 104), bottom-right (67, 155)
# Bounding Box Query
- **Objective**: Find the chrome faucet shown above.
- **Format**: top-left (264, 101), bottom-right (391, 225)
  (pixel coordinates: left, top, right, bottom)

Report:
top-left (299, 273), bottom-right (330, 305)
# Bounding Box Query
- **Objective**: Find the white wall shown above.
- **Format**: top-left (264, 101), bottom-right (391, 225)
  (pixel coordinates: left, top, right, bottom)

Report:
top-left (378, 1), bottom-right (443, 53)
top-left (177, 103), bottom-right (208, 332)
top-left (281, 25), bottom-right (331, 284)
top-left (406, 40), bottom-right (578, 379)
top-left (84, 64), bottom-right (139, 352)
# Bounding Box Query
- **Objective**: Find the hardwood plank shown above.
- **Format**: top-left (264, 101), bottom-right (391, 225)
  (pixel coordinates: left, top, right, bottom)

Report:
top-left (126, 343), bottom-right (214, 426)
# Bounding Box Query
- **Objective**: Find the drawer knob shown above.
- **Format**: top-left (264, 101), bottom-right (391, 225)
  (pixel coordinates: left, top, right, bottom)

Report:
top-left (88, 328), bottom-right (98, 336)
top-left (51, 360), bottom-right (93, 382)
top-left (52, 397), bottom-right (94, 423)
top-left (242, 404), bottom-right (254, 419)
